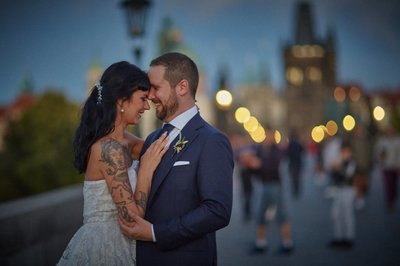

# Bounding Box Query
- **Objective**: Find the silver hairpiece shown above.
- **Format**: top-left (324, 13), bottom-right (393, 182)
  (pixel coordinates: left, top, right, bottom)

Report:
top-left (95, 81), bottom-right (103, 104)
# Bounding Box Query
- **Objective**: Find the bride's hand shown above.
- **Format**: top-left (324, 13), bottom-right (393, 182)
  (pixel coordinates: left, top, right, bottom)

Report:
top-left (140, 132), bottom-right (169, 174)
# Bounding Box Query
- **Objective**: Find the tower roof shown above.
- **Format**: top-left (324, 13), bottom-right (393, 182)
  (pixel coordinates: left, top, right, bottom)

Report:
top-left (156, 17), bottom-right (203, 69)
top-left (20, 74), bottom-right (34, 94)
top-left (295, 2), bottom-right (315, 44)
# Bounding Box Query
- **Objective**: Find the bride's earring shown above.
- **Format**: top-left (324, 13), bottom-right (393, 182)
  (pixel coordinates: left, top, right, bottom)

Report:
top-left (120, 108), bottom-right (125, 113)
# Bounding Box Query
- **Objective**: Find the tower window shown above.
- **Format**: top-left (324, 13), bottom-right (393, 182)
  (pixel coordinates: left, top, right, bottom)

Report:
top-left (306, 66), bottom-right (322, 82)
top-left (291, 45), bottom-right (325, 58)
top-left (286, 67), bottom-right (304, 85)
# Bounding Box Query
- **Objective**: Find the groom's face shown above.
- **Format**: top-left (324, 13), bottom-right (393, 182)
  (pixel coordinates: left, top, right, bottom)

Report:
top-left (148, 65), bottom-right (179, 122)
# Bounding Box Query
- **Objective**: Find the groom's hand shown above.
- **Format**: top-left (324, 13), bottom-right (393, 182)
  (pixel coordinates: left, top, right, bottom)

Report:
top-left (118, 211), bottom-right (153, 241)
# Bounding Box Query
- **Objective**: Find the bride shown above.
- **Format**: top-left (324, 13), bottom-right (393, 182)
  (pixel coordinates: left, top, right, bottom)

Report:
top-left (58, 61), bottom-right (168, 265)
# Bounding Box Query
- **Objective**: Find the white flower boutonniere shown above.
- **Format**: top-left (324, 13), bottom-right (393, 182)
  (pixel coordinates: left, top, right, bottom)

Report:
top-left (173, 133), bottom-right (189, 155)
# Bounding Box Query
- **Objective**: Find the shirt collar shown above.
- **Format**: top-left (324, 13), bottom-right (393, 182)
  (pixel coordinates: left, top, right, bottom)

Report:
top-left (166, 106), bottom-right (198, 131)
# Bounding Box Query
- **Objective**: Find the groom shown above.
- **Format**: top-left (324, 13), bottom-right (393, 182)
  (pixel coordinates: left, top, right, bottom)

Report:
top-left (120, 52), bottom-right (233, 265)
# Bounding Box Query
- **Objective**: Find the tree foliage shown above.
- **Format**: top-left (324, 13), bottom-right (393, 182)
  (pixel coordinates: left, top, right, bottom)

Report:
top-left (391, 108), bottom-right (400, 133)
top-left (0, 91), bottom-right (82, 202)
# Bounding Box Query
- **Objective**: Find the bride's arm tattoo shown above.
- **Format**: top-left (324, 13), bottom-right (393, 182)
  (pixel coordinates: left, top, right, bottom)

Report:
top-left (100, 139), bottom-right (137, 221)
top-left (118, 206), bottom-right (134, 223)
top-left (135, 191), bottom-right (147, 211)
top-left (100, 138), bottom-right (132, 179)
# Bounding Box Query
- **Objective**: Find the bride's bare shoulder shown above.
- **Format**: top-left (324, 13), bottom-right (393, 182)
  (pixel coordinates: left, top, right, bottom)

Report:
top-left (124, 131), bottom-right (144, 160)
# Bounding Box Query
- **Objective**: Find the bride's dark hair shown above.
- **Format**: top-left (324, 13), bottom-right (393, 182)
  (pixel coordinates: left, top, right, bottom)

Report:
top-left (73, 61), bottom-right (150, 173)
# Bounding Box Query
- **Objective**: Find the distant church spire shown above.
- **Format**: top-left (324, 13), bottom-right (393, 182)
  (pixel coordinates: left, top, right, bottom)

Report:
top-left (259, 61), bottom-right (271, 85)
top-left (158, 17), bottom-right (182, 54)
top-left (20, 73), bottom-right (34, 94)
top-left (218, 64), bottom-right (229, 89)
top-left (295, 2), bottom-right (315, 44)
top-left (326, 26), bottom-right (336, 52)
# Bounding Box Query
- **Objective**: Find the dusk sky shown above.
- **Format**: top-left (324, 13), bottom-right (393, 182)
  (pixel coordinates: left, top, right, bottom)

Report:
top-left (1, 0), bottom-right (399, 105)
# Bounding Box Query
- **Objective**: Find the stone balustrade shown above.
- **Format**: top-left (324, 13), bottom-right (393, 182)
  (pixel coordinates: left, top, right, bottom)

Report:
top-left (0, 184), bottom-right (83, 266)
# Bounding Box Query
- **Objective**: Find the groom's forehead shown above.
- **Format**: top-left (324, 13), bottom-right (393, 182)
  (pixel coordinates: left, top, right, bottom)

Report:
top-left (148, 67), bottom-right (170, 87)
top-left (148, 65), bottom-right (166, 78)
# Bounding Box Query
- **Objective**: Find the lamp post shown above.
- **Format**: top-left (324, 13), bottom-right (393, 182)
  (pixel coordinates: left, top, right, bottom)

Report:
top-left (121, 0), bottom-right (152, 66)
top-left (215, 66), bottom-right (233, 133)
top-left (120, 0), bottom-right (152, 138)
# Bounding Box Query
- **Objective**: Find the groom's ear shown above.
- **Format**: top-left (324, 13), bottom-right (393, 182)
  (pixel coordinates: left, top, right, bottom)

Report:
top-left (176, 79), bottom-right (190, 96)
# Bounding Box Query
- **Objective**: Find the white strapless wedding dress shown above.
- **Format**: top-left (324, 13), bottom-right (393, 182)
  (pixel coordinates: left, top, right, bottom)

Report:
top-left (57, 161), bottom-right (139, 266)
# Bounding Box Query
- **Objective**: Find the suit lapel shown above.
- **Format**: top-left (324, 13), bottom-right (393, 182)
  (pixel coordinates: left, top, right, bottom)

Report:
top-left (141, 129), bottom-right (163, 157)
top-left (148, 114), bottom-right (204, 207)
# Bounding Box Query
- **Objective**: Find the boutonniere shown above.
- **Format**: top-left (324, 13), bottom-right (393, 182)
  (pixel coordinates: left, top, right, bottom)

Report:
top-left (173, 133), bottom-right (189, 154)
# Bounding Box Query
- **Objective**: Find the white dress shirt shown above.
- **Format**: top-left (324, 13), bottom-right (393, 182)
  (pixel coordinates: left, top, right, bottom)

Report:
top-left (162, 105), bottom-right (198, 146)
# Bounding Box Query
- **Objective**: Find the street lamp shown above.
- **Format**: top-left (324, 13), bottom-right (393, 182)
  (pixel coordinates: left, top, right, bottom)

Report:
top-left (215, 90), bottom-right (233, 110)
top-left (120, 0), bottom-right (152, 138)
top-left (214, 65), bottom-right (233, 133)
top-left (121, 0), bottom-right (152, 66)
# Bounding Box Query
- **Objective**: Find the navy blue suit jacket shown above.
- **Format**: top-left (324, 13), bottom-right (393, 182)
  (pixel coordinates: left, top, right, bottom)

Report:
top-left (137, 113), bottom-right (233, 266)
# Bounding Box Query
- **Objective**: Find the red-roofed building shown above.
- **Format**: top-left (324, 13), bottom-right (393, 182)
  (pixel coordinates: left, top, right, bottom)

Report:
top-left (0, 76), bottom-right (36, 150)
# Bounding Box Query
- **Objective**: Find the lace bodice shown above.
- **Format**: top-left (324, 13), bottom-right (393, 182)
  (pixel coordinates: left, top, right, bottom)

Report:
top-left (83, 160), bottom-right (139, 224)
top-left (58, 161), bottom-right (139, 265)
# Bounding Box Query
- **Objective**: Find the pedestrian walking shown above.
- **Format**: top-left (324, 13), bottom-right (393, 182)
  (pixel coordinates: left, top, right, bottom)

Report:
top-left (328, 141), bottom-right (357, 249)
top-left (375, 127), bottom-right (400, 212)
top-left (234, 135), bottom-right (261, 222)
top-left (250, 129), bottom-right (294, 255)
top-left (286, 131), bottom-right (305, 199)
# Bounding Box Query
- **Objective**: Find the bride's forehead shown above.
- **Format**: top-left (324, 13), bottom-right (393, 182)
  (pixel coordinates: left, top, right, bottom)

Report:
top-left (132, 90), bottom-right (148, 97)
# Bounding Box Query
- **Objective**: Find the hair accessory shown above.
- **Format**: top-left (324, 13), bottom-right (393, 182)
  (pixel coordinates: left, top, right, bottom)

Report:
top-left (95, 81), bottom-right (103, 104)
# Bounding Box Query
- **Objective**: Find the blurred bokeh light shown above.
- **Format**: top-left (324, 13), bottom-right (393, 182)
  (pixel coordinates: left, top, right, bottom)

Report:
top-left (343, 115), bottom-right (356, 131)
top-left (215, 89), bottom-right (233, 109)
top-left (311, 126), bottom-right (325, 143)
top-left (373, 106), bottom-right (385, 121)
top-left (234, 107), bottom-right (251, 124)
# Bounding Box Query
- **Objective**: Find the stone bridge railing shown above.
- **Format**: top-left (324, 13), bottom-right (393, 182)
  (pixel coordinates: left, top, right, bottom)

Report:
top-left (0, 184), bottom-right (83, 266)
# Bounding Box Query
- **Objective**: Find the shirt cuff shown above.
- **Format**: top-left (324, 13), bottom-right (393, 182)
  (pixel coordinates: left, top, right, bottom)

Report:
top-left (151, 224), bottom-right (157, 242)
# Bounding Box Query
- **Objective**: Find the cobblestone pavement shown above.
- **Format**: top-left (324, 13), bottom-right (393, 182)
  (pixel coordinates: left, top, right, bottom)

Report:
top-left (218, 155), bottom-right (400, 266)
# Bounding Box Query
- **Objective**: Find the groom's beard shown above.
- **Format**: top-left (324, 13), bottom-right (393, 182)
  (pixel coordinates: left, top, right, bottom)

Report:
top-left (156, 90), bottom-right (178, 121)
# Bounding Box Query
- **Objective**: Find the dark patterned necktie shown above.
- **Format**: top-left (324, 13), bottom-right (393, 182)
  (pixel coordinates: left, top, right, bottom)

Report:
top-left (158, 123), bottom-right (174, 138)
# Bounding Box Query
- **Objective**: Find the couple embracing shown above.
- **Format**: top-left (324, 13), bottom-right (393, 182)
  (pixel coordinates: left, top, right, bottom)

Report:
top-left (58, 52), bottom-right (234, 266)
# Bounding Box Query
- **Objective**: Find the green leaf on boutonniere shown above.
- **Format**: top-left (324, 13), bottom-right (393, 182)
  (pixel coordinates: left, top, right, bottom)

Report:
top-left (173, 133), bottom-right (189, 155)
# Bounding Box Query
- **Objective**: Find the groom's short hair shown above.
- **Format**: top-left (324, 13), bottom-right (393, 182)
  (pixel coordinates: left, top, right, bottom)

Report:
top-left (150, 52), bottom-right (199, 98)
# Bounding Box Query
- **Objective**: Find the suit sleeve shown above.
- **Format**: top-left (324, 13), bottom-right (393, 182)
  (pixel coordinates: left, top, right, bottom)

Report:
top-left (154, 131), bottom-right (234, 250)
